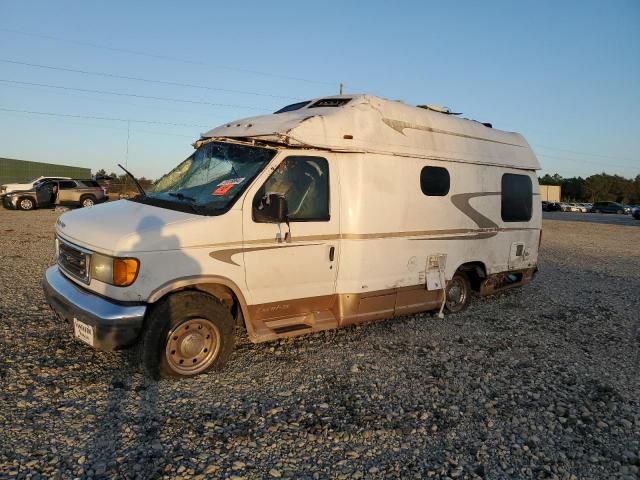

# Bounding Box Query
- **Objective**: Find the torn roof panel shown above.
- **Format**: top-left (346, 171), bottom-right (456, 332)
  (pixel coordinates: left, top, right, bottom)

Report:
top-left (200, 94), bottom-right (540, 170)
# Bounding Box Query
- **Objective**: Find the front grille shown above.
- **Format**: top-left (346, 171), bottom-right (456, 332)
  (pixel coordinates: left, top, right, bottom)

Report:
top-left (58, 238), bottom-right (90, 283)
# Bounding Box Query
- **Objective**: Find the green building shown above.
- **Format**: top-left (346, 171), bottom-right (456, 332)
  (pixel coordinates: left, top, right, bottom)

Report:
top-left (0, 157), bottom-right (91, 185)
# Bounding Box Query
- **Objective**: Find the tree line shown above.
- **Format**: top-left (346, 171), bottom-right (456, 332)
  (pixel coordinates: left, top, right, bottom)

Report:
top-left (94, 169), bottom-right (154, 194)
top-left (539, 173), bottom-right (640, 204)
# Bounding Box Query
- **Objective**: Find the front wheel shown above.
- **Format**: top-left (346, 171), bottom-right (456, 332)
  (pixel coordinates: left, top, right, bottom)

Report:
top-left (616, 209), bottom-right (623, 214)
top-left (445, 272), bottom-right (471, 314)
top-left (18, 197), bottom-right (34, 210)
top-left (141, 291), bottom-right (235, 379)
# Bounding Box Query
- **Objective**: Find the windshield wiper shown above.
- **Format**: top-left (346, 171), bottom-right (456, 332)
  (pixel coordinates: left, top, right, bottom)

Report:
top-left (168, 192), bottom-right (197, 202)
top-left (117, 163), bottom-right (146, 197)
top-left (167, 192), bottom-right (204, 213)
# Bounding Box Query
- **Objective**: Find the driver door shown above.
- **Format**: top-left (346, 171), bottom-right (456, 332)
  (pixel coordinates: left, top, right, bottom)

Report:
top-left (35, 182), bottom-right (55, 207)
top-left (242, 154), bottom-right (340, 316)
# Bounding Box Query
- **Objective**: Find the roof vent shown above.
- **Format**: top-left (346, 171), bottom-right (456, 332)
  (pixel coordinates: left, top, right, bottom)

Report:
top-left (309, 98), bottom-right (352, 108)
top-left (417, 104), bottom-right (461, 115)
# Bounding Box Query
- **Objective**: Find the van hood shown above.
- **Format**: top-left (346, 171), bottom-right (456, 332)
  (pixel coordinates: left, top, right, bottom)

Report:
top-left (55, 199), bottom-right (208, 255)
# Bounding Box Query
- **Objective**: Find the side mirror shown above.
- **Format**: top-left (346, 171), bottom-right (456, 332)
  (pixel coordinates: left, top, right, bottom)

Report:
top-left (255, 193), bottom-right (288, 224)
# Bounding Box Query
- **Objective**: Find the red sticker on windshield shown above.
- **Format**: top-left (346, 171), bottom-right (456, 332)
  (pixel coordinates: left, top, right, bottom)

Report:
top-left (212, 178), bottom-right (245, 196)
top-left (213, 184), bottom-right (235, 196)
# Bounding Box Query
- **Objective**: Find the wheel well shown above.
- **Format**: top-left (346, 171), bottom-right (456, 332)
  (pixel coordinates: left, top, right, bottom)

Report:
top-left (80, 194), bottom-right (96, 201)
top-left (456, 262), bottom-right (487, 292)
top-left (161, 283), bottom-right (245, 330)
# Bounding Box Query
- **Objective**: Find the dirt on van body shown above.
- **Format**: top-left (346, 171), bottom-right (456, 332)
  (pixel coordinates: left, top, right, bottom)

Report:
top-left (0, 207), bottom-right (639, 480)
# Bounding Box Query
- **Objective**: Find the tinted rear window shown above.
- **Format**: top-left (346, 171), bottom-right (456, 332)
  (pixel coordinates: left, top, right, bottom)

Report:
top-left (59, 181), bottom-right (77, 189)
top-left (501, 174), bottom-right (532, 222)
top-left (80, 180), bottom-right (100, 187)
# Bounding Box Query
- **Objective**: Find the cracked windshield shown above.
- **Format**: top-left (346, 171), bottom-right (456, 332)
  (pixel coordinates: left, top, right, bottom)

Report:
top-left (147, 141), bottom-right (276, 213)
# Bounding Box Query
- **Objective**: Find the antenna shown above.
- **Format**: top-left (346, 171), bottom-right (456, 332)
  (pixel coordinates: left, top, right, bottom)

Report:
top-left (124, 119), bottom-right (130, 193)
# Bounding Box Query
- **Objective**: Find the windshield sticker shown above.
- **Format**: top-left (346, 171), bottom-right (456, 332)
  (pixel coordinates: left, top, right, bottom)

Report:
top-left (212, 178), bottom-right (245, 196)
top-left (213, 184), bottom-right (235, 196)
top-left (219, 178), bottom-right (245, 186)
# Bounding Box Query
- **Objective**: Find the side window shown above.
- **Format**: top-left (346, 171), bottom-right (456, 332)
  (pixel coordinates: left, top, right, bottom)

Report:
top-left (253, 156), bottom-right (330, 222)
top-left (501, 174), bottom-right (532, 222)
top-left (59, 181), bottom-right (77, 189)
top-left (420, 166), bottom-right (450, 196)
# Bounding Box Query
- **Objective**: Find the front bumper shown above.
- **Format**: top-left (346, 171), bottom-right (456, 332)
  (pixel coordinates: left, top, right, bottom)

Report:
top-left (43, 265), bottom-right (146, 350)
top-left (2, 195), bottom-right (17, 209)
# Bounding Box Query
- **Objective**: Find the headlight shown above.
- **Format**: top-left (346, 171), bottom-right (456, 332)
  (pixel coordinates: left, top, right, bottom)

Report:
top-left (91, 253), bottom-right (139, 287)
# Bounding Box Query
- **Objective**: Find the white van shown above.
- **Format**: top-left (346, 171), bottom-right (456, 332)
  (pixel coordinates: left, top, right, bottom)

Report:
top-left (43, 95), bottom-right (541, 378)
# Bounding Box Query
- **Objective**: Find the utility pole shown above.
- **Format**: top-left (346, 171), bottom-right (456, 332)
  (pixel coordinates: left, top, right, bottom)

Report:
top-left (339, 82), bottom-right (343, 95)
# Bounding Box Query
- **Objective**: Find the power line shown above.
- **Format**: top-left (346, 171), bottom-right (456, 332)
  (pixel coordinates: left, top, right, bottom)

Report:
top-left (535, 144), bottom-right (638, 163)
top-left (0, 58), bottom-right (302, 101)
top-left (0, 107), bottom-right (210, 128)
top-left (0, 79), bottom-right (272, 111)
top-left (535, 153), bottom-right (638, 171)
top-left (0, 27), bottom-right (340, 87)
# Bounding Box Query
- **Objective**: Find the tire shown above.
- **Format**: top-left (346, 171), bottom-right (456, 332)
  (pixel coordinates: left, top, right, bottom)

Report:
top-left (17, 197), bottom-right (34, 211)
top-left (141, 291), bottom-right (235, 379)
top-left (595, 209), bottom-right (601, 213)
top-left (80, 195), bottom-right (96, 208)
top-left (445, 272), bottom-right (471, 314)
top-left (616, 209), bottom-right (623, 214)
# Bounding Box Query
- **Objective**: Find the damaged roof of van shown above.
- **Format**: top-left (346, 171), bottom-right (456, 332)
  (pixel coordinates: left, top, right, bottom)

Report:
top-left (200, 94), bottom-right (540, 170)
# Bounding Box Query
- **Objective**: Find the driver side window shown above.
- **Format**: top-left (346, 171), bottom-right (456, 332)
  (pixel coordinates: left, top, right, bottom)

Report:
top-left (253, 156), bottom-right (330, 222)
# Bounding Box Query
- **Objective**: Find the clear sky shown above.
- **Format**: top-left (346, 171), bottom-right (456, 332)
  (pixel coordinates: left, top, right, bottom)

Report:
top-left (0, 0), bottom-right (638, 180)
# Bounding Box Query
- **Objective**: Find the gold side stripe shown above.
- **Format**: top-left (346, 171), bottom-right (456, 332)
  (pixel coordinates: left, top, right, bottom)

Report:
top-left (208, 227), bottom-right (540, 264)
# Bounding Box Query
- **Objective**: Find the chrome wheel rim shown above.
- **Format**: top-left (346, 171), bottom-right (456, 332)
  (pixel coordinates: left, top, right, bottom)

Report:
top-left (20, 199), bottom-right (33, 210)
top-left (165, 318), bottom-right (221, 375)
top-left (446, 277), bottom-right (467, 311)
top-left (82, 198), bottom-right (94, 207)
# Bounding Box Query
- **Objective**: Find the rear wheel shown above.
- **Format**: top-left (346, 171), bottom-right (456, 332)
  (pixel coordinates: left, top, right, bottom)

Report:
top-left (141, 291), bottom-right (235, 379)
top-left (80, 195), bottom-right (96, 208)
top-left (594, 209), bottom-right (601, 213)
top-left (18, 197), bottom-right (34, 210)
top-left (445, 272), bottom-right (471, 314)
top-left (616, 209), bottom-right (623, 214)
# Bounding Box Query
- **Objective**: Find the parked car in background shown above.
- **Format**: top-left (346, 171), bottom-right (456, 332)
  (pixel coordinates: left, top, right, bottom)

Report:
top-left (559, 202), bottom-right (577, 212)
top-left (0, 176), bottom-right (71, 198)
top-left (571, 203), bottom-right (588, 213)
top-left (542, 201), bottom-right (561, 212)
top-left (2, 179), bottom-right (106, 210)
top-left (590, 201), bottom-right (629, 214)
top-left (632, 206), bottom-right (640, 220)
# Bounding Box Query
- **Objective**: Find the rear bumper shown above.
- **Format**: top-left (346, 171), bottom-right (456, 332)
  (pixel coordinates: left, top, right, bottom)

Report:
top-left (42, 265), bottom-right (146, 351)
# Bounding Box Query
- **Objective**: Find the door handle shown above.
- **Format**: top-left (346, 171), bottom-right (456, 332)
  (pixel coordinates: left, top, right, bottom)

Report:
top-left (329, 246), bottom-right (335, 262)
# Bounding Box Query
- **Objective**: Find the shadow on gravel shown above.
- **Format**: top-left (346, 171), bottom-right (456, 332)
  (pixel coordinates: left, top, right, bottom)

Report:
top-left (84, 214), bottom-right (201, 478)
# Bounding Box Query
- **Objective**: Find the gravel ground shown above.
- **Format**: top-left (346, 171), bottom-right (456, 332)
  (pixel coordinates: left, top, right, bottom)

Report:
top-left (0, 207), bottom-right (639, 480)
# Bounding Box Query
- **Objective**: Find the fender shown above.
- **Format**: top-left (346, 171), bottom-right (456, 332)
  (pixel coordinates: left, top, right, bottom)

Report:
top-left (147, 275), bottom-right (258, 340)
